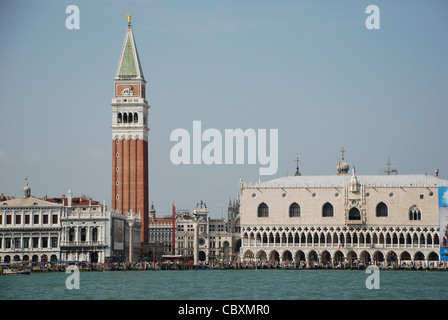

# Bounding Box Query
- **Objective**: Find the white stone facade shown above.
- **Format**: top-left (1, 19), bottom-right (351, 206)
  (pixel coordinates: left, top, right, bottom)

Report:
top-left (0, 186), bottom-right (64, 263)
top-left (239, 172), bottom-right (448, 266)
top-left (60, 210), bottom-right (108, 263)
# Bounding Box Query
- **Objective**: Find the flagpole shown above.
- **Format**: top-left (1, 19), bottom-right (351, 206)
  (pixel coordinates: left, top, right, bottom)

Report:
top-left (172, 201), bottom-right (176, 255)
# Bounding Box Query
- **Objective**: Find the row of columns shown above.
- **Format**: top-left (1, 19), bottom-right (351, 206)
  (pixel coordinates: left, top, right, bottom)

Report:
top-left (61, 225), bottom-right (105, 244)
top-left (60, 250), bottom-right (105, 263)
top-left (242, 248), bottom-right (440, 266)
top-left (1, 234), bottom-right (58, 249)
top-left (242, 231), bottom-right (439, 249)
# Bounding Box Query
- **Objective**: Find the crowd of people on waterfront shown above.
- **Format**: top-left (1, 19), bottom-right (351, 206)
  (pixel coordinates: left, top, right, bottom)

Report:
top-left (2, 259), bottom-right (448, 273)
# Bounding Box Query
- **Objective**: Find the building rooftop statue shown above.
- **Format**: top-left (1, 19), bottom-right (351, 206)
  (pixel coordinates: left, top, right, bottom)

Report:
top-left (336, 146), bottom-right (349, 175)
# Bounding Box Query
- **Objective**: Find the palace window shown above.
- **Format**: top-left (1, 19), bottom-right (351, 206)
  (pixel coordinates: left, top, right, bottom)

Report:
top-left (289, 202), bottom-right (300, 217)
top-left (41, 237), bottom-right (48, 248)
top-left (257, 203), bottom-right (269, 218)
top-left (69, 228), bottom-right (75, 242)
top-left (81, 228), bottom-right (86, 242)
top-left (92, 227), bottom-right (98, 242)
top-left (23, 238), bottom-right (29, 249)
top-left (376, 202), bottom-right (388, 217)
top-left (409, 206), bottom-right (422, 220)
top-left (322, 202), bottom-right (334, 217)
top-left (51, 237), bottom-right (58, 248)
top-left (348, 207), bottom-right (361, 220)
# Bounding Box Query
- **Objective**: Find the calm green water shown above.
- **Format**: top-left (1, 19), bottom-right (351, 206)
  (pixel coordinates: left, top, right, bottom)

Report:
top-left (1, 269), bottom-right (447, 300)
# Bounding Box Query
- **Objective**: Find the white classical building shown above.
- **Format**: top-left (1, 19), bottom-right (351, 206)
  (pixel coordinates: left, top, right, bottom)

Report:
top-left (239, 156), bottom-right (448, 267)
top-left (44, 190), bottom-right (109, 263)
top-left (0, 184), bottom-right (65, 263)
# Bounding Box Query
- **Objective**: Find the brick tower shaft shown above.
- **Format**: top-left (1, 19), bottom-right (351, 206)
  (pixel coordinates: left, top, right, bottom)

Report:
top-left (111, 15), bottom-right (150, 244)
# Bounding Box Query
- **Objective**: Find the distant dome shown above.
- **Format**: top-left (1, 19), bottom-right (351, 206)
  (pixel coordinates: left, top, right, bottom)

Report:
top-left (336, 146), bottom-right (349, 175)
top-left (337, 160), bottom-right (349, 175)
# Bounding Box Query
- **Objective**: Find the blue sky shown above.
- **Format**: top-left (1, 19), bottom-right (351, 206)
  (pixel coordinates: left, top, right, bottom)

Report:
top-left (0, 0), bottom-right (447, 218)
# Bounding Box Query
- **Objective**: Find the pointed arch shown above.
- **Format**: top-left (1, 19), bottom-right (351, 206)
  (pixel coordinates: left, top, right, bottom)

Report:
top-left (372, 233), bottom-right (379, 244)
top-left (269, 250), bottom-right (280, 262)
top-left (257, 250), bottom-right (267, 261)
top-left (289, 202), bottom-right (301, 217)
top-left (308, 250), bottom-right (318, 263)
top-left (348, 207), bottom-right (361, 220)
top-left (414, 251), bottom-right (425, 260)
top-left (244, 249), bottom-right (254, 260)
top-left (360, 250), bottom-right (371, 263)
top-left (283, 250), bottom-right (293, 262)
top-left (257, 202), bottom-right (269, 217)
top-left (428, 251), bottom-right (439, 261)
top-left (322, 202), bottom-right (334, 217)
top-left (400, 251), bottom-right (411, 261)
top-left (352, 232), bottom-right (358, 245)
top-left (373, 250), bottom-right (384, 262)
top-left (376, 202), bottom-right (388, 217)
top-left (295, 250), bottom-right (306, 262)
top-left (320, 251), bottom-right (331, 264)
top-left (409, 205), bottom-right (422, 220)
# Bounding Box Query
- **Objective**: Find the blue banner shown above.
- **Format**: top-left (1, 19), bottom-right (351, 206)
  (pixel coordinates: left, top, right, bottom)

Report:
top-left (439, 187), bottom-right (448, 261)
top-left (439, 186), bottom-right (448, 207)
top-left (441, 248), bottom-right (448, 262)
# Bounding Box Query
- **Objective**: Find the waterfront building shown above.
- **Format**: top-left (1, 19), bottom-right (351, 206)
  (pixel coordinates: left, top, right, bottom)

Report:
top-left (109, 209), bottom-right (142, 263)
top-left (239, 151), bottom-right (448, 266)
top-left (227, 196), bottom-right (242, 255)
top-left (43, 191), bottom-right (109, 263)
top-left (174, 201), bottom-right (238, 264)
top-left (148, 204), bottom-right (173, 261)
top-left (0, 183), bottom-right (65, 263)
top-left (111, 14), bottom-right (150, 244)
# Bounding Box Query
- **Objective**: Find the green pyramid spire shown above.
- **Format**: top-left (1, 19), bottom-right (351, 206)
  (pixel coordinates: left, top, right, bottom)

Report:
top-left (116, 16), bottom-right (144, 79)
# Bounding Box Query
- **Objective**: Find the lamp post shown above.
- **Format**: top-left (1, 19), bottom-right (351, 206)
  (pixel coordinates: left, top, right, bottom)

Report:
top-left (128, 211), bottom-right (136, 263)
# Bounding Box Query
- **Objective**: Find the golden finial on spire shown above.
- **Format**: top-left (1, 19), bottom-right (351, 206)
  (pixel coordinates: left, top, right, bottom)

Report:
top-left (126, 14), bottom-right (131, 24)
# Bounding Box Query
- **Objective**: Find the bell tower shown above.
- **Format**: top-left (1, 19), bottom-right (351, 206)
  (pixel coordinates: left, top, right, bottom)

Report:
top-left (111, 14), bottom-right (149, 244)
